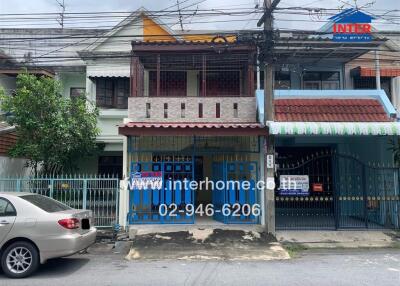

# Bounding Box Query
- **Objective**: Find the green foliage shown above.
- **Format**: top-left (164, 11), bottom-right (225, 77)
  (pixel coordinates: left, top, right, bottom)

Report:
top-left (0, 72), bottom-right (100, 174)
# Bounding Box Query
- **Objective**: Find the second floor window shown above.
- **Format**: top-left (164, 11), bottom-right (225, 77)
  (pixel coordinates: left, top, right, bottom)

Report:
top-left (149, 71), bottom-right (187, 97)
top-left (96, 78), bottom-right (129, 109)
top-left (303, 71), bottom-right (340, 90)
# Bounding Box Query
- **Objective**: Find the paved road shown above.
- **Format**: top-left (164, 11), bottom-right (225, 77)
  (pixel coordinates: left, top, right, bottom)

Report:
top-left (0, 249), bottom-right (399, 286)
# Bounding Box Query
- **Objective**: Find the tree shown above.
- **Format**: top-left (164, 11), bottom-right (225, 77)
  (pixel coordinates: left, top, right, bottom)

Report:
top-left (0, 72), bottom-right (100, 175)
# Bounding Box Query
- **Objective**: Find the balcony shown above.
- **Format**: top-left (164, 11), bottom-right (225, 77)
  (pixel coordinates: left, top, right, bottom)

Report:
top-left (127, 96), bottom-right (257, 123)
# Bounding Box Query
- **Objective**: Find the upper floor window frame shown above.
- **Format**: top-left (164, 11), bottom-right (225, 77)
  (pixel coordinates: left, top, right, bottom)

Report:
top-left (302, 71), bottom-right (341, 90)
top-left (95, 77), bottom-right (129, 109)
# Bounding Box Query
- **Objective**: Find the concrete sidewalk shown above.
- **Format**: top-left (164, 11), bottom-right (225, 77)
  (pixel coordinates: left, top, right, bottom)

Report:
top-left (126, 228), bottom-right (290, 261)
top-left (276, 230), bottom-right (400, 248)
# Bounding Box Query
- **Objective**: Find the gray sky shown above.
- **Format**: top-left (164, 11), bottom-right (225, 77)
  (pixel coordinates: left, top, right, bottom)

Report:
top-left (0, 0), bottom-right (398, 30)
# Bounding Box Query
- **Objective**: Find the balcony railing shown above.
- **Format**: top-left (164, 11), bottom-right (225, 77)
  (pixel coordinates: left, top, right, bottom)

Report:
top-left (127, 97), bottom-right (257, 123)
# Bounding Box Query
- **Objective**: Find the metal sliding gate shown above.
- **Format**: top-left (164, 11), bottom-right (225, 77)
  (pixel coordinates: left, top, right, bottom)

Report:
top-left (276, 151), bottom-right (400, 230)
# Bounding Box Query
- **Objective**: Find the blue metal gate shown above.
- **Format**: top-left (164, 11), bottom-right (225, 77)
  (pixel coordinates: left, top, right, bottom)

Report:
top-left (212, 161), bottom-right (259, 224)
top-left (128, 160), bottom-right (195, 224)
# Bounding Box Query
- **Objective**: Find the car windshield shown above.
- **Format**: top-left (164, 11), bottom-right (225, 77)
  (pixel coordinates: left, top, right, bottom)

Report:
top-left (21, 195), bottom-right (72, 213)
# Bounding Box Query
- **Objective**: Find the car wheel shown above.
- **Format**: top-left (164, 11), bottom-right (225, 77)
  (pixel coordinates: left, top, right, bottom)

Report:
top-left (1, 241), bottom-right (39, 278)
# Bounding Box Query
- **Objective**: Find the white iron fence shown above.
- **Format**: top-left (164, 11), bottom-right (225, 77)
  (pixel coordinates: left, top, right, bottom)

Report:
top-left (0, 176), bottom-right (120, 228)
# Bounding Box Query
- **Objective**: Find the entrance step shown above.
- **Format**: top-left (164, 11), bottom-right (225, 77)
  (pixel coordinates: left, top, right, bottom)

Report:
top-left (276, 230), bottom-right (400, 248)
top-left (129, 224), bottom-right (264, 239)
top-left (126, 228), bottom-right (290, 261)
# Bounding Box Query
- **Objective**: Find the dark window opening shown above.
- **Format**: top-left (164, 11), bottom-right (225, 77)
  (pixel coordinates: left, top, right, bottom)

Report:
top-left (275, 71), bottom-right (291, 89)
top-left (96, 78), bottom-right (129, 108)
top-left (216, 103), bottom-right (220, 118)
top-left (353, 76), bottom-right (392, 101)
top-left (70, 87), bottom-right (86, 98)
top-left (98, 156), bottom-right (122, 178)
top-left (146, 103), bottom-right (151, 118)
top-left (199, 103), bottom-right (203, 118)
top-left (181, 103), bottom-right (186, 118)
top-left (200, 71), bottom-right (240, 96)
top-left (149, 71), bottom-right (187, 97)
top-left (303, 71), bottom-right (340, 90)
top-left (164, 103), bottom-right (168, 118)
top-left (233, 103), bottom-right (238, 118)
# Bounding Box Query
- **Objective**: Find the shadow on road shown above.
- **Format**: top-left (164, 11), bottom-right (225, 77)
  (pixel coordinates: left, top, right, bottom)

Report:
top-left (0, 257), bottom-right (90, 279)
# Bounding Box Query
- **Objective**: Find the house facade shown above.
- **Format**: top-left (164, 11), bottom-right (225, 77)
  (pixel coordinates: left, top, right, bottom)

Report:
top-left (0, 9), bottom-right (400, 232)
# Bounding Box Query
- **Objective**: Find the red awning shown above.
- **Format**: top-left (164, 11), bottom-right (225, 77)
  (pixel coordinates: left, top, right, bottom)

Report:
top-left (352, 67), bottom-right (400, 78)
top-left (119, 122), bottom-right (267, 136)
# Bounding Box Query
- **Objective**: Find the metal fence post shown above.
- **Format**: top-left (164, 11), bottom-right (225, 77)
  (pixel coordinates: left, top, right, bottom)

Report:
top-left (16, 179), bottom-right (21, 192)
top-left (49, 179), bottom-right (54, 198)
top-left (83, 179), bottom-right (87, 210)
top-left (361, 164), bottom-right (368, 228)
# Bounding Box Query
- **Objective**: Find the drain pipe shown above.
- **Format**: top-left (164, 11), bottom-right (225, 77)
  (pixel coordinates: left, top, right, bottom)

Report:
top-left (375, 50), bottom-right (381, 90)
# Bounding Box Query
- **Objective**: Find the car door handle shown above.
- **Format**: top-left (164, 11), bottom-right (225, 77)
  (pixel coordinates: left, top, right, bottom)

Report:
top-left (0, 221), bottom-right (10, 225)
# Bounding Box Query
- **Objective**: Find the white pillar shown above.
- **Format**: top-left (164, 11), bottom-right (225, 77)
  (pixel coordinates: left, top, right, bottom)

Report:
top-left (391, 76), bottom-right (400, 111)
top-left (375, 51), bottom-right (381, 90)
top-left (118, 179), bottom-right (129, 229)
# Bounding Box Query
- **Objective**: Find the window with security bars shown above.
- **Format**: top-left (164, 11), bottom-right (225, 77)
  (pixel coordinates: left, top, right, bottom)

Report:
top-left (199, 71), bottom-right (240, 96)
top-left (353, 76), bottom-right (392, 102)
top-left (302, 71), bottom-right (340, 90)
top-left (96, 78), bottom-right (129, 108)
top-left (149, 71), bottom-right (187, 96)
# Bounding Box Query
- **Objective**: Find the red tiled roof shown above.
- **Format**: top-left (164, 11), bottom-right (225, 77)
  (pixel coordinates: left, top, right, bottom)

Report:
top-left (275, 98), bottom-right (391, 122)
top-left (355, 67), bottom-right (400, 78)
top-left (0, 131), bottom-right (17, 156)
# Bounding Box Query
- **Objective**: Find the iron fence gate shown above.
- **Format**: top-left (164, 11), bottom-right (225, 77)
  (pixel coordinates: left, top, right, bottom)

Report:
top-left (0, 176), bottom-right (120, 228)
top-left (212, 161), bottom-right (259, 224)
top-left (129, 160), bottom-right (195, 224)
top-left (276, 151), bottom-right (400, 230)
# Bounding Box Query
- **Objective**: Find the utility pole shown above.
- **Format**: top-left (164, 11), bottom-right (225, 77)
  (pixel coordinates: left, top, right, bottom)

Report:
top-left (177, 0), bottom-right (184, 31)
top-left (257, 0), bottom-right (280, 235)
top-left (56, 0), bottom-right (66, 29)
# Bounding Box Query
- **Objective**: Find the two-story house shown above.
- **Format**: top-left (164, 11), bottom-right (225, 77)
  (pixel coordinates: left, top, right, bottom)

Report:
top-left (1, 8), bottom-right (399, 233)
top-left (117, 12), bottom-right (400, 232)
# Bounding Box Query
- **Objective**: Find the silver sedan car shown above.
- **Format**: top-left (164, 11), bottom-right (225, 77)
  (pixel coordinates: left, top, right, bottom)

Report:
top-left (0, 192), bottom-right (97, 278)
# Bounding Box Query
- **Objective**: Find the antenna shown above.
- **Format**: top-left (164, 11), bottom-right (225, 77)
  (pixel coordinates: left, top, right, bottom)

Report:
top-left (338, 0), bottom-right (376, 10)
top-left (56, 0), bottom-right (66, 29)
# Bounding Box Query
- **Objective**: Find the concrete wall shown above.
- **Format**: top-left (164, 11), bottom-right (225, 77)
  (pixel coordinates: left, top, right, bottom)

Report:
top-left (0, 156), bottom-right (32, 177)
top-left (127, 97), bottom-right (257, 123)
top-left (94, 17), bottom-right (143, 52)
top-left (0, 74), bottom-right (16, 95)
top-left (58, 72), bottom-right (86, 98)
